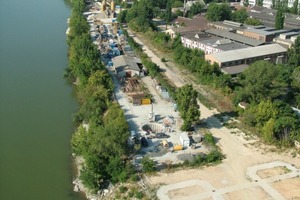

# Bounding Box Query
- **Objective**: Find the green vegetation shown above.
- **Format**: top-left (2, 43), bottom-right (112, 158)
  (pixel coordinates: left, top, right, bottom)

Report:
top-left (206, 3), bottom-right (232, 21)
top-left (244, 18), bottom-right (263, 25)
top-left (67, 0), bottom-right (132, 193)
top-left (275, 5), bottom-right (285, 30)
top-left (231, 8), bottom-right (249, 23)
top-left (141, 156), bottom-right (156, 173)
top-left (176, 84), bottom-right (200, 130)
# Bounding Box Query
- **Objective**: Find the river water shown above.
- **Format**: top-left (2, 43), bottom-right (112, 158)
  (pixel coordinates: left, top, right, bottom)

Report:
top-left (0, 0), bottom-right (84, 199)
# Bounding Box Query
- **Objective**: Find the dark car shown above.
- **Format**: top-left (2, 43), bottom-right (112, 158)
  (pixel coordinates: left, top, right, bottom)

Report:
top-left (140, 137), bottom-right (148, 147)
top-left (156, 133), bottom-right (170, 138)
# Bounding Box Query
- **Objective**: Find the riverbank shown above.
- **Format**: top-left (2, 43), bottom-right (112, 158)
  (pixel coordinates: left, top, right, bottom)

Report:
top-left (66, 0), bottom-right (131, 199)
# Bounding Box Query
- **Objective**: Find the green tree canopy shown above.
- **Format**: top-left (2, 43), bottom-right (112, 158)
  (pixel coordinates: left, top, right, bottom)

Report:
top-left (176, 84), bottom-right (200, 130)
top-left (235, 61), bottom-right (277, 103)
top-left (275, 7), bottom-right (285, 30)
top-left (231, 8), bottom-right (248, 23)
top-left (288, 36), bottom-right (300, 67)
top-left (206, 3), bottom-right (231, 21)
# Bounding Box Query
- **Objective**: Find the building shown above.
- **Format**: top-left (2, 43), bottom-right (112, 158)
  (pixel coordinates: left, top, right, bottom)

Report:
top-left (273, 31), bottom-right (300, 48)
top-left (205, 44), bottom-right (287, 74)
top-left (205, 28), bottom-right (265, 46)
top-left (242, 26), bottom-right (288, 42)
top-left (112, 55), bottom-right (143, 78)
top-left (248, 6), bottom-right (300, 29)
top-left (181, 31), bottom-right (249, 54)
top-left (166, 14), bottom-right (208, 39)
top-left (241, 0), bottom-right (300, 9)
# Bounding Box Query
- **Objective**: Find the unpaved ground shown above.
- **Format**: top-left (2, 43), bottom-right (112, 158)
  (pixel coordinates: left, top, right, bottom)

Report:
top-left (168, 185), bottom-right (205, 199)
top-left (130, 33), bottom-right (300, 200)
top-left (223, 187), bottom-right (272, 200)
top-left (257, 166), bottom-right (291, 179)
top-left (272, 178), bottom-right (300, 199)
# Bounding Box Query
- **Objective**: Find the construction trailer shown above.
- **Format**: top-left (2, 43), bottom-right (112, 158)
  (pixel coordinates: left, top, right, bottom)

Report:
top-left (180, 132), bottom-right (190, 148)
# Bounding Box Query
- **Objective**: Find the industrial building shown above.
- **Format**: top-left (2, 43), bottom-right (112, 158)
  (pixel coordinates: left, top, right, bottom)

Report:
top-left (181, 31), bottom-right (249, 54)
top-left (205, 44), bottom-right (287, 74)
top-left (112, 55), bottom-right (143, 78)
top-left (248, 6), bottom-right (300, 29)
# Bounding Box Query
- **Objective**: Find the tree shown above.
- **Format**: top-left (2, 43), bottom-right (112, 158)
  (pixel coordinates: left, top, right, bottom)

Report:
top-left (165, 0), bottom-right (172, 24)
top-left (235, 61), bottom-right (277, 103)
top-left (176, 84), bottom-right (200, 130)
top-left (244, 18), bottom-right (262, 25)
top-left (243, 0), bottom-right (250, 7)
top-left (288, 36), bottom-right (300, 67)
top-left (117, 10), bottom-right (128, 23)
top-left (206, 3), bottom-right (231, 21)
top-left (291, 0), bottom-right (299, 14)
top-left (292, 67), bottom-right (300, 89)
top-left (255, 99), bottom-right (278, 126)
top-left (274, 116), bottom-right (298, 142)
top-left (262, 118), bottom-right (276, 143)
top-left (231, 8), bottom-right (248, 23)
top-left (275, 6), bottom-right (285, 30)
top-left (188, 2), bottom-right (204, 18)
top-left (256, 0), bottom-right (264, 6)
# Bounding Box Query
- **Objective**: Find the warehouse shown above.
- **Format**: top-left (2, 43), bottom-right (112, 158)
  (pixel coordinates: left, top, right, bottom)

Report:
top-left (205, 44), bottom-right (287, 74)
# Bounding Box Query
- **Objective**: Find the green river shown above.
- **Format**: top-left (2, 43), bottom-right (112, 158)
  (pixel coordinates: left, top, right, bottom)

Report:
top-left (0, 0), bottom-right (85, 199)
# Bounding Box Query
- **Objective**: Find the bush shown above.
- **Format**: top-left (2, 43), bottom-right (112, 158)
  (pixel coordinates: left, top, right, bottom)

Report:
top-left (161, 57), bottom-right (166, 62)
top-left (135, 191), bottom-right (144, 199)
top-left (203, 133), bottom-right (216, 147)
top-left (119, 186), bottom-right (128, 193)
top-left (141, 156), bottom-right (156, 173)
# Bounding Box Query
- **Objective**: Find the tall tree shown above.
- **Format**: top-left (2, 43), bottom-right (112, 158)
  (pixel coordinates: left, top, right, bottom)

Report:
top-left (275, 7), bottom-right (285, 30)
top-left (291, 0), bottom-right (299, 14)
top-left (288, 36), bottom-right (300, 67)
top-left (176, 84), bottom-right (200, 130)
top-left (243, 0), bottom-right (250, 7)
top-left (256, 0), bottom-right (264, 6)
top-left (165, 0), bottom-right (172, 28)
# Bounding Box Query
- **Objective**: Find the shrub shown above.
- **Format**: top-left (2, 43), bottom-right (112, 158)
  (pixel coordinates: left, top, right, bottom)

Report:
top-left (135, 191), bottom-right (144, 199)
top-left (119, 186), bottom-right (128, 193)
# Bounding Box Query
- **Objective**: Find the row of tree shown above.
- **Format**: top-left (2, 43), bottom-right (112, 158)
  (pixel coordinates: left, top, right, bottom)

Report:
top-left (67, 0), bottom-right (132, 193)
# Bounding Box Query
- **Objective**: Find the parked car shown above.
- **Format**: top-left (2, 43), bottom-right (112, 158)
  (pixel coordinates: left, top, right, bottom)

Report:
top-left (156, 133), bottom-right (170, 138)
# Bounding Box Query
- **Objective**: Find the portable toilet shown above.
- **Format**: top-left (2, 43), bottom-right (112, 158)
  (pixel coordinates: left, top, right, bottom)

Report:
top-left (180, 132), bottom-right (190, 148)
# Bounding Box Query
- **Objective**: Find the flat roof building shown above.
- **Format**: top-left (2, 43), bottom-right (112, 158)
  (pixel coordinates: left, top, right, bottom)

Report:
top-left (205, 44), bottom-right (287, 74)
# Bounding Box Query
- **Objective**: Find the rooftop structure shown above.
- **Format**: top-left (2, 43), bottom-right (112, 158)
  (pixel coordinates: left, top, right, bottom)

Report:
top-left (248, 7), bottom-right (300, 29)
top-left (112, 55), bottom-right (141, 73)
top-left (205, 28), bottom-right (265, 46)
top-left (205, 44), bottom-right (287, 74)
top-left (181, 31), bottom-right (249, 54)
